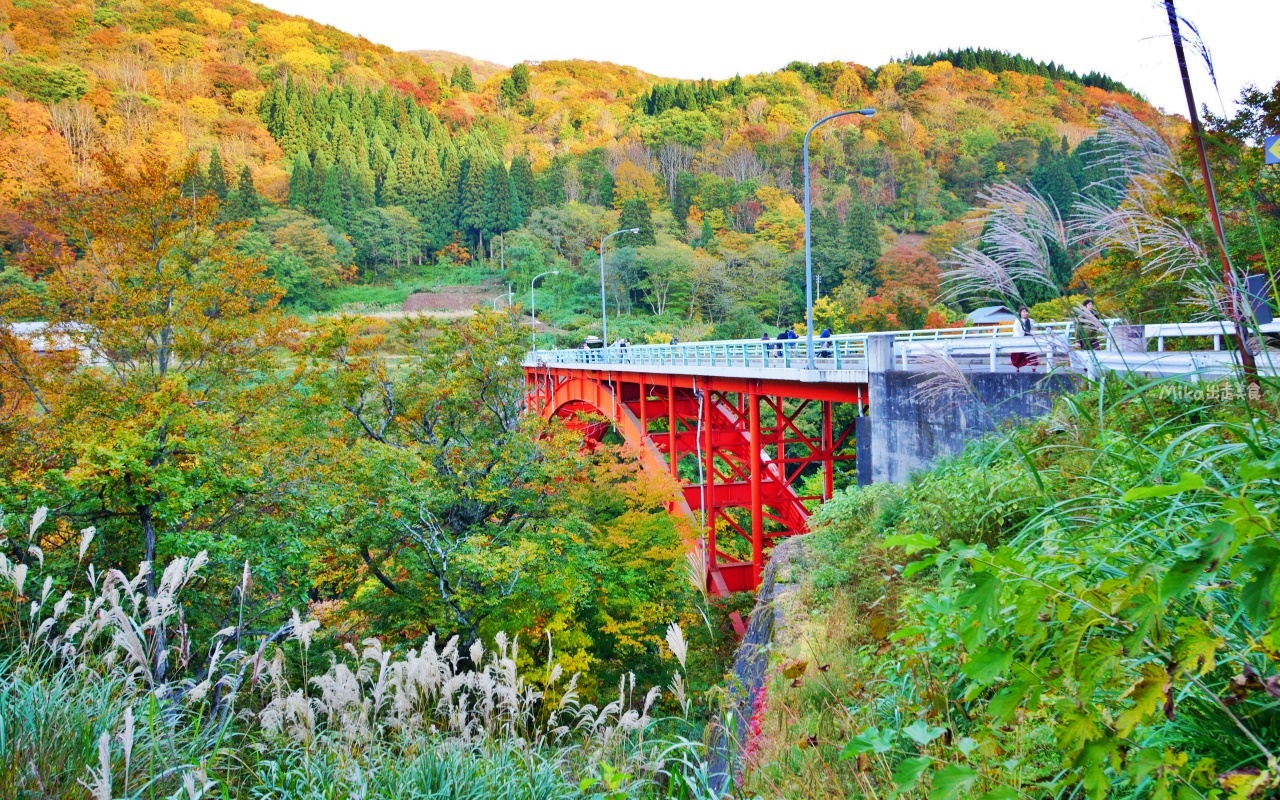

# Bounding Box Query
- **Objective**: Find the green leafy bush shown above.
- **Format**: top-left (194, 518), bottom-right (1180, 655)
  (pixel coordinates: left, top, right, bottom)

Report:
top-left (0, 60), bottom-right (88, 103)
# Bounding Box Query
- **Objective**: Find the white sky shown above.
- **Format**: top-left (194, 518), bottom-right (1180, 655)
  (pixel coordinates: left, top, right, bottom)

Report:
top-left (260, 0), bottom-right (1272, 118)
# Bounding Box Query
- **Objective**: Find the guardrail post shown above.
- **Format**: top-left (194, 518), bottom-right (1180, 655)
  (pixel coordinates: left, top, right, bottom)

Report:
top-left (867, 333), bottom-right (896, 373)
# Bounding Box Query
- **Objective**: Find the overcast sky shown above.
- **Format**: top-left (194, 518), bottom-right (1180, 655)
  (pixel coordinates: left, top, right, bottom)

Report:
top-left (260, 0), bottom-right (1270, 118)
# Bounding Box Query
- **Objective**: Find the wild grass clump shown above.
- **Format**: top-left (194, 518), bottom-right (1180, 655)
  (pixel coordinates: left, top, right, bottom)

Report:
top-left (0, 516), bottom-right (716, 800)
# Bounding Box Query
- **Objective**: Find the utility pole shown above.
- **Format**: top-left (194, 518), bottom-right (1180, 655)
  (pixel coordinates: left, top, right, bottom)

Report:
top-left (1163, 0), bottom-right (1257, 378)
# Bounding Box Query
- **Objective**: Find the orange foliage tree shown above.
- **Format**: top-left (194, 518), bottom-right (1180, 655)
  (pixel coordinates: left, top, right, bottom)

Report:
top-left (0, 155), bottom-right (300, 661)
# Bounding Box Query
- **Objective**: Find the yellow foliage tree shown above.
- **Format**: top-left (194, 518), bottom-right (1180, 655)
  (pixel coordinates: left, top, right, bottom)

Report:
top-left (282, 48), bottom-right (331, 78)
top-left (611, 160), bottom-right (660, 208)
top-left (752, 186), bottom-right (804, 251)
top-left (832, 70), bottom-right (865, 106)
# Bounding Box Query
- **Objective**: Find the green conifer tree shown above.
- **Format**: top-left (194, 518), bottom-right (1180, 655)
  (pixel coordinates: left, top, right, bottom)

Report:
top-left (288, 155), bottom-right (311, 210)
top-left (598, 171), bottom-right (615, 208)
top-left (438, 148), bottom-right (463, 243)
top-left (207, 148), bottom-right (229, 201)
top-left (380, 158), bottom-right (400, 207)
top-left (450, 64), bottom-right (476, 92)
top-left (181, 160), bottom-right (207, 200)
top-left (461, 159), bottom-right (488, 248)
top-left (484, 162), bottom-right (512, 239)
top-left (317, 166), bottom-right (346, 230)
top-left (699, 216), bottom-right (715, 250)
top-left (387, 144), bottom-right (414, 207)
top-left (617, 199), bottom-right (656, 247)
top-left (508, 155), bottom-right (536, 224)
top-left (842, 199), bottom-right (880, 287)
top-left (227, 165), bottom-right (263, 220)
top-left (535, 156), bottom-right (567, 207)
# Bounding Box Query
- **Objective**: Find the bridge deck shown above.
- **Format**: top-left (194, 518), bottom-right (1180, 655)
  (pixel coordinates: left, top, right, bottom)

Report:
top-left (526, 319), bottom-right (1280, 379)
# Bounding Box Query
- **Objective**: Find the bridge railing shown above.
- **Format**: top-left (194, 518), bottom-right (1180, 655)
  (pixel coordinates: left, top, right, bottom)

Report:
top-left (527, 321), bottom-right (1081, 371)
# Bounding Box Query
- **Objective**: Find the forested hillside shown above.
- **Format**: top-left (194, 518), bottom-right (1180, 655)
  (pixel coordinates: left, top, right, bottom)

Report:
top-left (0, 0), bottom-right (1179, 337)
top-left (3, 2), bottom-right (1280, 798)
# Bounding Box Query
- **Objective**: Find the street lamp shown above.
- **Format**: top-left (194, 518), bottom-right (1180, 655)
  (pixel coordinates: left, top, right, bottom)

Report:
top-left (804, 108), bottom-right (875, 369)
top-left (599, 227), bottom-right (640, 351)
top-left (530, 270), bottom-right (559, 353)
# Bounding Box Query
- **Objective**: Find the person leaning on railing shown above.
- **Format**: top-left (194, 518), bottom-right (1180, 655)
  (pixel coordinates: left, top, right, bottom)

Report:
top-left (1010, 306), bottom-right (1039, 372)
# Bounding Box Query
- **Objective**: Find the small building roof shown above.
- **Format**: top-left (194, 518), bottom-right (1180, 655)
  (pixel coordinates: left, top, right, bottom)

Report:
top-left (966, 305), bottom-right (1018, 325)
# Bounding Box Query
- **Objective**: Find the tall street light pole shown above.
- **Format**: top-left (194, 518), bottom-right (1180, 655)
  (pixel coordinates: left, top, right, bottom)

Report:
top-left (530, 270), bottom-right (559, 353)
top-left (804, 108), bottom-right (875, 369)
top-left (599, 227), bottom-right (640, 351)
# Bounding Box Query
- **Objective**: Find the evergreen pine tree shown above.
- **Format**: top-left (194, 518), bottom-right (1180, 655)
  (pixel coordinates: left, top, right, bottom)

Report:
top-left (598, 171), bottom-right (615, 208)
top-left (484, 162), bottom-right (512, 239)
top-left (811, 207), bottom-right (849, 290)
top-left (288, 155), bottom-right (311, 210)
top-left (842, 199), bottom-right (880, 286)
top-left (227, 165), bottom-right (263, 220)
top-left (387, 144), bottom-right (414, 207)
top-left (380, 158), bottom-right (401, 207)
top-left (350, 161), bottom-right (377, 213)
top-left (508, 155), bottom-right (536, 224)
top-left (438, 148), bottom-right (463, 243)
top-left (450, 64), bottom-right (476, 92)
top-left (699, 216), bottom-right (715, 250)
top-left (317, 166), bottom-right (346, 230)
top-left (461, 159), bottom-right (488, 248)
top-left (207, 148), bottom-right (229, 201)
top-left (181, 160), bottom-right (207, 199)
top-left (617, 199), bottom-right (656, 247)
top-left (535, 156), bottom-right (567, 207)
top-left (279, 104), bottom-right (305, 157)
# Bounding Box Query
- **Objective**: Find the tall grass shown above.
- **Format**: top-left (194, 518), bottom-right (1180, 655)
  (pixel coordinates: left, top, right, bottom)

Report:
top-left (742, 373), bottom-right (1280, 798)
top-left (0, 524), bottom-right (719, 800)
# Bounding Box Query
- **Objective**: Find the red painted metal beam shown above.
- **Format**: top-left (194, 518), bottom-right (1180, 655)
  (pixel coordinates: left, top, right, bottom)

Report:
top-left (524, 365), bottom-right (865, 595)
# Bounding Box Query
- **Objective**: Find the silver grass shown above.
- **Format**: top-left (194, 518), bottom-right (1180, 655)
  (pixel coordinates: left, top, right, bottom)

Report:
top-left (78, 527), bottom-right (95, 562)
top-left (940, 245), bottom-right (1022, 306)
top-left (665, 622), bottom-right (688, 669)
top-left (28, 505), bottom-right (47, 538)
top-left (1088, 105), bottom-right (1182, 188)
top-left (912, 348), bottom-right (978, 412)
top-left (978, 183), bottom-right (1067, 291)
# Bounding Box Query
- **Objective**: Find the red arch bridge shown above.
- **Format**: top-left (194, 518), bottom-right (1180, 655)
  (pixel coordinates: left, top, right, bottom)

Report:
top-left (523, 319), bottom-right (1276, 597)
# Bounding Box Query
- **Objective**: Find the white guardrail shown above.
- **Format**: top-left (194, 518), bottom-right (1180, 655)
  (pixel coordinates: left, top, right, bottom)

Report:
top-left (525, 319), bottom-right (1280, 379)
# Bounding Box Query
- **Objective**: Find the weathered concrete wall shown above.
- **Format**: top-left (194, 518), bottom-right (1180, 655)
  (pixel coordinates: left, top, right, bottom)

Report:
top-left (861, 334), bottom-right (1076, 484)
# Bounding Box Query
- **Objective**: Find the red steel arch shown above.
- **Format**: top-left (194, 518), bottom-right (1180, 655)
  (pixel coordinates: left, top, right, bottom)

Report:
top-left (526, 367), bottom-right (865, 595)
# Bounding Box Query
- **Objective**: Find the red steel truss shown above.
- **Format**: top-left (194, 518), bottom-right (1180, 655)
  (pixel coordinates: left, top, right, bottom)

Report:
top-left (524, 367), bottom-right (866, 595)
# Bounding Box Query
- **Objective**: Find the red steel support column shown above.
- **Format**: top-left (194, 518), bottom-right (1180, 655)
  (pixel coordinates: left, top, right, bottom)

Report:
top-left (749, 392), bottom-right (763, 585)
top-left (775, 398), bottom-right (785, 485)
top-left (822, 400), bottom-right (834, 501)
top-left (639, 379), bottom-right (647, 436)
top-left (702, 381), bottom-right (716, 572)
top-left (667, 378), bottom-right (677, 481)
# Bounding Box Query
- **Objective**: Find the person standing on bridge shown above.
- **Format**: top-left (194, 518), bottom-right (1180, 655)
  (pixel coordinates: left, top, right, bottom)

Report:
top-left (1076, 298), bottom-right (1099, 351)
top-left (819, 326), bottom-right (833, 358)
top-left (1010, 306), bottom-right (1039, 372)
top-left (778, 325), bottom-right (798, 362)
